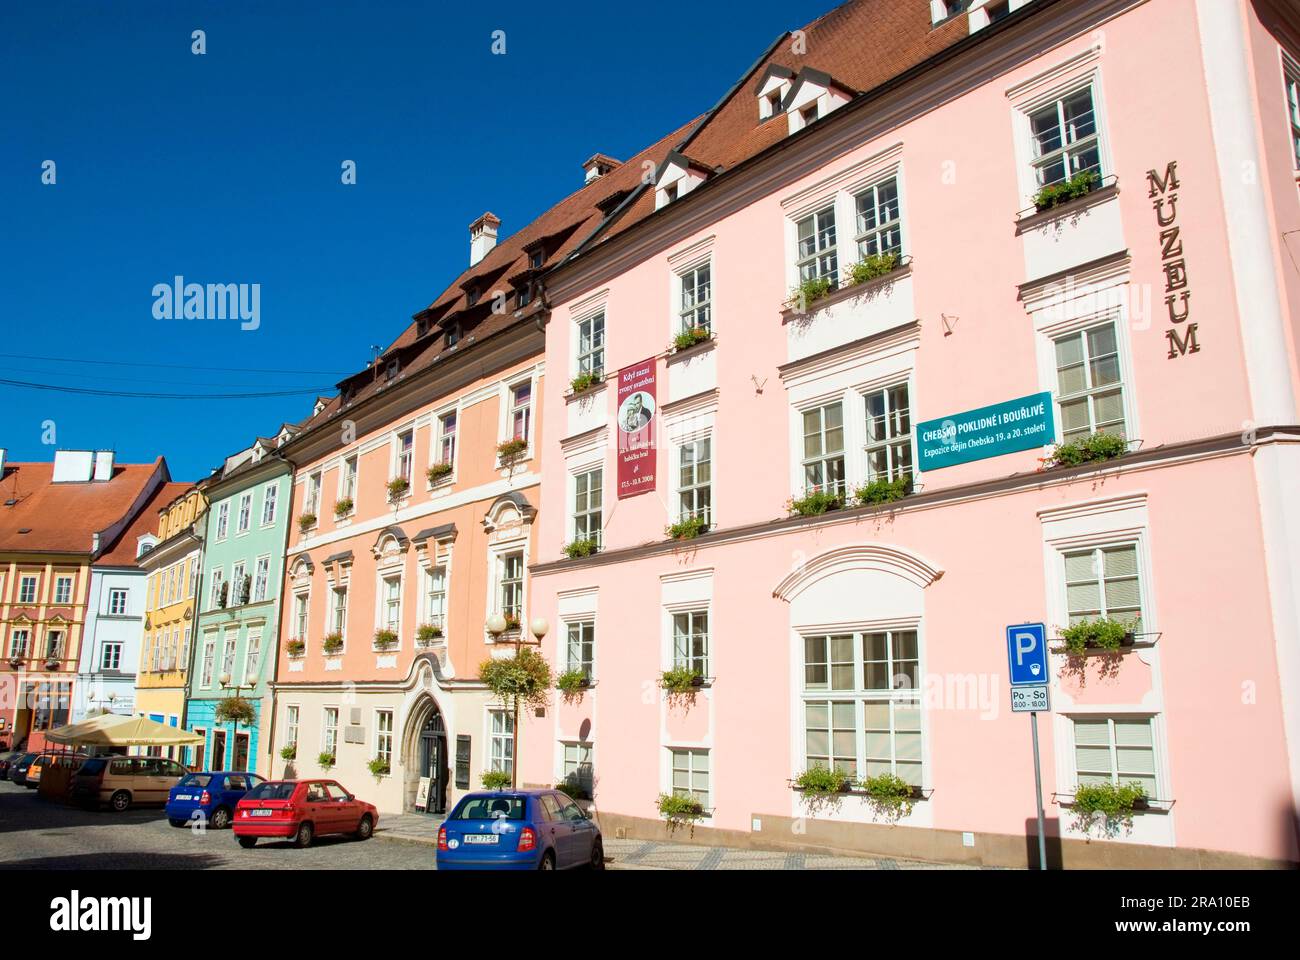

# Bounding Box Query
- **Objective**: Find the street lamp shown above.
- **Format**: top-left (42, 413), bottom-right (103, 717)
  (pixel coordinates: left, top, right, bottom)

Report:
top-left (219, 672), bottom-right (257, 772)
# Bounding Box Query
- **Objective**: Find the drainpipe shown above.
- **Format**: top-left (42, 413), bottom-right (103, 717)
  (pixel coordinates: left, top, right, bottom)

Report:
top-left (264, 450), bottom-right (297, 776)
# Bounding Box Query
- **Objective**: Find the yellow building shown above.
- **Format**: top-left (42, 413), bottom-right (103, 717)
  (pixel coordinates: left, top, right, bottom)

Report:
top-left (133, 485), bottom-right (207, 758)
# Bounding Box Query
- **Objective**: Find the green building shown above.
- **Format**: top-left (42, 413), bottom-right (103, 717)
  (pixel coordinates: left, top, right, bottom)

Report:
top-left (185, 433), bottom-right (295, 773)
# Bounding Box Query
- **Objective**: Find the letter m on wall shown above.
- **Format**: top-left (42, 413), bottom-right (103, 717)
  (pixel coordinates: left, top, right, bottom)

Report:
top-left (1147, 161), bottom-right (1180, 198)
top-left (1166, 323), bottom-right (1200, 359)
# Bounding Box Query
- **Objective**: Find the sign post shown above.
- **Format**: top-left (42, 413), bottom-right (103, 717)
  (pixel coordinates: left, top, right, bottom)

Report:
top-left (1006, 622), bottom-right (1050, 871)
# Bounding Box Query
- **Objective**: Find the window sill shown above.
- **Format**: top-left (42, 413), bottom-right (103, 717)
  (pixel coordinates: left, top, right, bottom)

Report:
top-left (1053, 794), bottom-right (1173, 814)
top-left (666, 335), bottom-right (716, 364)
top-left (791, 783), bottom-right (931, 802)
top-left (565, 380), bottom-right (607, 402)
top-left (780, 260), bottom-right (913, 324)
top-left (1015, 179), bottom-right (1119, 233)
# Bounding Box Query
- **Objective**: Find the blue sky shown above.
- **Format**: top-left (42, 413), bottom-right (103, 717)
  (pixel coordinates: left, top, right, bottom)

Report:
top-left (0, 0), bottom-right (831, 481)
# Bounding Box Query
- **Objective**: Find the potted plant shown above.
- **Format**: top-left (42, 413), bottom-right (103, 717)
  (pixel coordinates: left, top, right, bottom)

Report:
top-left (656, 792), bottom-right (706, 835)
top-left (333, 497), bottom-right (354, 518)
top-left (238, 574), bottom-right (251, 605)
top-left (373, 628), bottom-right (398, 651)
top-left (477, 647), bottom-right (553, 789)
top-left (321, 632), bottom-right (344, 655)
top-left (216, 581), bottom-right (229, 609)
top-left (847, 251), bottom-right (901, 285)
top-left (1071, 780), bottom-right (1147, 835)
top-left (860, 772), bottom-right (919, 821)
top-left (666, 514), bottom-right (709, 540)
top-left (788, 487), bottom-right (846, 517)
top-left (387, 477), bottom-right (411, 501)
top-left (793, 765), bottom-right (853, 814)
top-left (554, 775), bottom-right (591, 801)
top-left (286, 638), bottom-right (305, 658)
top-left (497, 438), bottom-right (529, 469)
top-left (45, 658), bottom-right (60, 671)
top-left (672, 326), bottom-right (713, 352)
top-left (298, 512), bottom-right (317, 534)
top-left (660, 666), bottom-right (705, 702)
top-left (555, 668), bottom-right (591, 703)
top-left (416, 623), bottom-right (444, 646)
top-left (367, 756), bottom-right (391, 777)
top-left (854, 475), bottom-right (913, 506)
top-left (787, 275), bottom-right (834, 310)
top-left (427, 461), bottom-right (454, 484)
top-left (570, 370), bottom-right (603, 394)
top-left (502, 613), bottom-right (521, 632)
top-left (7, 656), bottom-right (22, 668)
top-left (1041, 430), bottom-right (1129, 469)
top-left (481, 770), bottom-right (513, 790)
top-left (280, 744), bottom-right (297, 761)
top-left (1060, 617), bottom-right (1138, 655)
top-left (1033, 169), bottom-right (1100, 213)
top-left (317, 751), bottom-right (335, 770)
top-left (215, 696), bottom-right (256, 726)
top-left (563, 537), bottom-right (600, 560)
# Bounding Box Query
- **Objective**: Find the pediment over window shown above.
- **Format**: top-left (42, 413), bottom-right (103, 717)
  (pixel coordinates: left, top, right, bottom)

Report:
top-left (754, 64), bottom-right (794, 120)
top-left (773, 543), bottom-right (944, 600)
top-left (372, 526), bottom-right (411, 561)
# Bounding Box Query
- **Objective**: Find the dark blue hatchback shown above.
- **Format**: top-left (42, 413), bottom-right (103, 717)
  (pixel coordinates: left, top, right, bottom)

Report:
top-left (436, 789), bottom-right (603, 870)
top-left (166, 772), bottom-right (265, 830)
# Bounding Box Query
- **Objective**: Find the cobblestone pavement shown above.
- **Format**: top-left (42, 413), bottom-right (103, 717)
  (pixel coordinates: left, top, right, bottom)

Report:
top-left (0, 782), bottom-right (988, 870)
top-left (375, 810), bottom-right (987, 870)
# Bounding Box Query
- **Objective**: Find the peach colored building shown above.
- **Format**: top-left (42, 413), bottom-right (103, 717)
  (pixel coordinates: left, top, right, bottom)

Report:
top-left (268, 128), bottom-right (687, 815)
top-left (517, 0), bottom-right (1300, 867)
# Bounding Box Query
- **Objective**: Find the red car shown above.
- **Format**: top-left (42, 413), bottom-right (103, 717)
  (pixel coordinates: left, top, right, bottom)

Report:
top-left (232, 779), bottom-right (378, 849)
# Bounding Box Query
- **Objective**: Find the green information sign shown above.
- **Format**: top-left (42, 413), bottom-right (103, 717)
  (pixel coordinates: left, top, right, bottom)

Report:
top-left (916, 392), bottom-right (1055, 470)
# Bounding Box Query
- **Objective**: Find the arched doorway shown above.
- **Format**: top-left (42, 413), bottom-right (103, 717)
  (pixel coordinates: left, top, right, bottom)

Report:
top-left (417, 709), bottom-right (449, 814)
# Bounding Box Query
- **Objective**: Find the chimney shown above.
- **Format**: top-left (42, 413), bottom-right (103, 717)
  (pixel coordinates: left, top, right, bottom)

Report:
top-left (93, 450), bottom-right (114, 480)
top-left (469, 212), bottom-right (501, 266)
top-left (0, 448), bottom-right (6, 479)
top-left (52, 450), bottom-right (95, 483)
top-left (583, 154), bottom-right (621, 184)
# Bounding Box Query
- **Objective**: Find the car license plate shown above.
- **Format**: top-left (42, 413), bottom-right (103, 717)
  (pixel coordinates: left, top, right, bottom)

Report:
top-left (175, 794), bottom-right (193, 801)
top-left (463, 834), bottom-right (498, 844)
top-left (250, 809), bottom-right (274, 817)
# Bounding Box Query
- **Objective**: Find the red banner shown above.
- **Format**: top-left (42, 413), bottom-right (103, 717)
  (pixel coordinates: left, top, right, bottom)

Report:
top-left (616, 358), bottom-right (657, 499)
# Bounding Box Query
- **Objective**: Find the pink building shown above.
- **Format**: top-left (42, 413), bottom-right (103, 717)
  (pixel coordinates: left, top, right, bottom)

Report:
top-left (518, 0), bottom-right (1300, 867)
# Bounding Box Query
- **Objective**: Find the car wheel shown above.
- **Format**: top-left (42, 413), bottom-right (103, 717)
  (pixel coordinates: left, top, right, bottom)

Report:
top-left (590, 839), bottom-right (605, 870)
top-left (110, 791), bottom-right (131, 812)
top-left (294, 821), bottom-right (314, 848)
top-left (210, 807), bottom-right (231, 830)
top-left (237, 836), bottom-right (257, 849)
top-left (538, 850), bottom-right (556, 871)
top-left (354, 814), bottom-right (373, 841)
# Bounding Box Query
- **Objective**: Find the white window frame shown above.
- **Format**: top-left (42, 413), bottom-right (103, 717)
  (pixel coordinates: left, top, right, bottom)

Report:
top-left (53, 575), bottom-right (73, 605)
top-left (322, 707), bottom-right (339, 757)
top-left (101, 641), bottom-right (122, 671)
top-left (108, 588), bottom-right (128, 616)
top-left (668, 747), bottom-right (711, 808)
top-left (245, 630), bottom-right (262, 682)
top-left (331, 586), bottom-right (348, 641)
top-left (1068, 714), bottom-right (1162, 800)
top-left (378, 573), bottom-right (403, 648)
top-left (392, 427), bottom-right (415, 486)
top-left (285, 705), bottom-right (299, 747)
top-left (200, 634), bottom-right (216, 688)
top-left (339, 454), bottom-right (358, 503)
top-left (564, 619), bottom-right (595, 678)
top-left (19, 575), bottom-right (37, 604)
top-left (1010, 68), bottom-right (1113, 209)
top-left (215, 502), bottom-right (230, 541)
top-left (575, 311), bottom-right (605, 378)
top-left (853, 174), bottom-right (904, 261)
top-left (375, 709), bottom-right (394, 765)
top-left (862, 381), bottom-right (913, 483)
top-left (571, 467), bottom-right (603, 546)
top-left (676, 436), bottom-right (712, 526)
top-left (236, 492), bottom-right (253, 534)
top-left (1285, 52), bottom-right (1300, 171)
top-left (671, 609), bottom-right (710, 676)
top-left (799, 400), bottom-right (847, 496)
top-left (252, 556), bottom-right (270, 603)
top-left (561, 741), bottom-right (594, 795)
top-left (794, 205), bottom-right (838, 285)
top-left (488, 708), bottom-right (514, 775)
top-left (210, 568), bottom-right (225, 611)
top-left (423, 566), bottom-right (446, 632)
top-left (260, 482), bottom-right (278, 527)
top-left (677, 262), bottom-right (712, 334)
top-left (435, 409), bottom-right (458, 472)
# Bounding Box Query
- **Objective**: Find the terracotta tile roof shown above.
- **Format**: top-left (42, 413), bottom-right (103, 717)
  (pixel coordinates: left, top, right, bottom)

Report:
top-left (0, 459), bottom-right (168, 556)
top-left (96, 480), bottom-right (193, 566)
top-left (290, 118), bottom-right (701, 439)
top-left (594, 0), bottom-right (971, 244)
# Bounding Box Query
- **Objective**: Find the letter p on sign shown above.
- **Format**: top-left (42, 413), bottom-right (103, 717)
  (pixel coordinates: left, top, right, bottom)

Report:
top-left (1006, 623), bottom-right (1048, 686)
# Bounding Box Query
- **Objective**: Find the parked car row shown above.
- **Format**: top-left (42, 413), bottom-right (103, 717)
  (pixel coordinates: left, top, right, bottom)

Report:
top-left (3, 749), bottom-right (604, 866)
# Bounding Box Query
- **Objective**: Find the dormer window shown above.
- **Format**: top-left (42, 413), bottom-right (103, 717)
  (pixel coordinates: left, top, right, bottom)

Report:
top-left (784, 67), bottom-right (853, 134)
top-left (754, 64), bottom-right (794, 121)
top-left (416, 317), bottom-right (430, 337)
top-left (654, 151), bottom-right (710, 210)
top-left (466, 286), bottom-right (480, 307)
top-left (446, 323), bottom-right (461, 348)
top-left (529, 249), bottom-right (545, 270)
top-left (385, 359), bottom-right (400, 382)
top-left (516, 283), bottom-right (533, 308)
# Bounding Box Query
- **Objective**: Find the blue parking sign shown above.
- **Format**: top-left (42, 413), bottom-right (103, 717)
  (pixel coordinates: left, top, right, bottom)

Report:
top-left (1006, 623), bottom-right (1049, 686)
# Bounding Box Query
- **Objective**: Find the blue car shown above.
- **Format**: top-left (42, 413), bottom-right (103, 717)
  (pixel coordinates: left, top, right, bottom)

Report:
top-left (166, 772), bottom-right (266, 830)
top-left (436, 789), bottom-right (603, 870)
